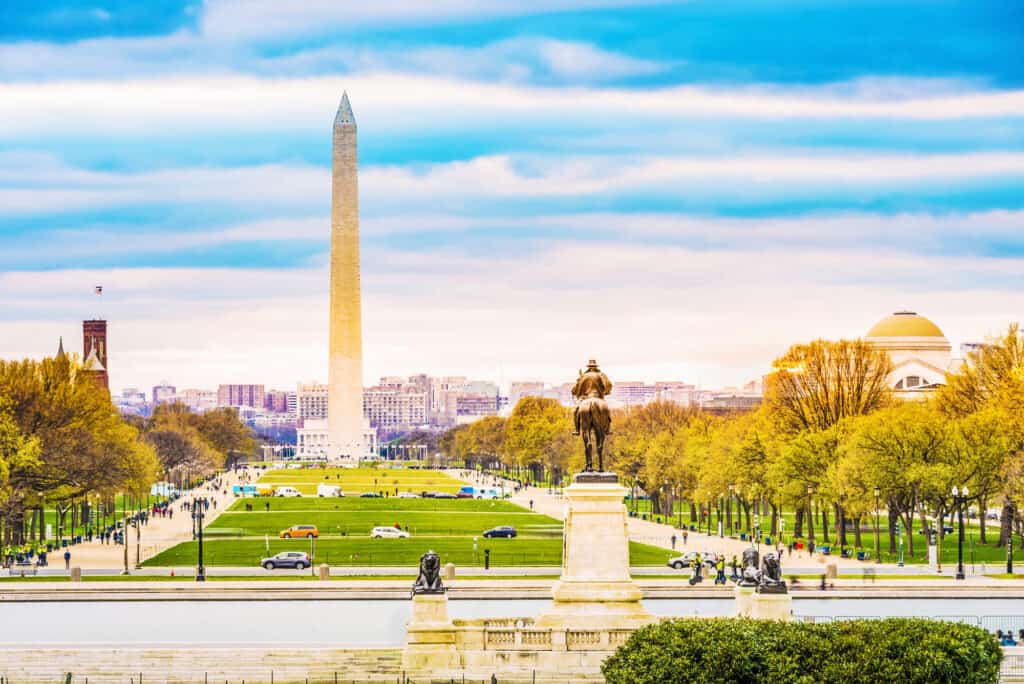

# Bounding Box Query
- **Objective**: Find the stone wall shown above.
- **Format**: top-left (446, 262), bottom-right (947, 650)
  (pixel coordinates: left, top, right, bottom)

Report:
top-left (0, 646), bottom-right (402, 683)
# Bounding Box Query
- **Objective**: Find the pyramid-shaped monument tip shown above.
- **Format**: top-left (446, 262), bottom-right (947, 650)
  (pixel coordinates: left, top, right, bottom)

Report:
top-left (335, 91), bottom-right (356, 127)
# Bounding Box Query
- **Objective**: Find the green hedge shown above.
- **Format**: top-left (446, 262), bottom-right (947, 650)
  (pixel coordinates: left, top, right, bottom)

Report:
top-left (602, 618), bottom-right (1002, 684)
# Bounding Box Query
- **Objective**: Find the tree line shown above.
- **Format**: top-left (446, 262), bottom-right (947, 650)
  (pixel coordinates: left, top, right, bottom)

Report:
top-left (441, 325), bottom-right (1024, 554)
top-left (0, 354), bottom-right (253, 546)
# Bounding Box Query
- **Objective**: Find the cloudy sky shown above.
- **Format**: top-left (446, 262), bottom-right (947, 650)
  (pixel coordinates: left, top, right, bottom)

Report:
top-left (2, 1), bottom-right (1023, 393)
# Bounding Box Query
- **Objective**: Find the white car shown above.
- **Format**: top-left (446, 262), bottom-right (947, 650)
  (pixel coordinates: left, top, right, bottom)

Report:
top-left (371, 526), bottom-right (411, 539)
top-left (274, 486), bottom-right (302, 497)
top-left (396, 492), bottom-right (420, 499)
top-left (667, 551), bottom-right (719, 570)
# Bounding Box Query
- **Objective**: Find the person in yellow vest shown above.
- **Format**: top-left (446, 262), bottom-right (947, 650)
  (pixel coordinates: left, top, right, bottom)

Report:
top-left (715, 555), bottom-right (727, 585)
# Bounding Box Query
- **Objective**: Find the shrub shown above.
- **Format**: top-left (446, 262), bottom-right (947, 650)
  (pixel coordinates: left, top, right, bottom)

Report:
top-left (602, 618), bottom-right (1002, 684)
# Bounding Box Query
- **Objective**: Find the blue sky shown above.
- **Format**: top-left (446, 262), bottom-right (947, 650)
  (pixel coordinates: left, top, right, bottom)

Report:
top-left (2, 0), bottom-right (1023, 391)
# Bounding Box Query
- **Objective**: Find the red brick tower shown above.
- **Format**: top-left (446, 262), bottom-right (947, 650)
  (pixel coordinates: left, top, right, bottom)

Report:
top-left (82, 319), bottom-right (109, 391)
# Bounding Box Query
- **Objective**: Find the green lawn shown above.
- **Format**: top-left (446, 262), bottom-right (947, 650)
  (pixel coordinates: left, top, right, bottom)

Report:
top-left (209, 510), bottom-right (561, 538)
top-left (143, 537), bottom-right (674, 567)
top-left (146, 492), bottom-right (674, 568)
top-left (254, 466), bottom-right (465, 495)
top-left (621, 499), bottom-right (1023, 566)
top-left (231, 497), bottom-right (524, 513)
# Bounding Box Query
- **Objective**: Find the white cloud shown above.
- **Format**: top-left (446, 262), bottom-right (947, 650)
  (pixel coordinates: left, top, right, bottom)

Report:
top-left (199, 0), bottom-right (673, 40)
top-left (2, 74), bottom-right (1023, 141)
top-left (2, 243), bottom-right (1022, 392)
top-left (3, 152), bottom-right (1023, 218)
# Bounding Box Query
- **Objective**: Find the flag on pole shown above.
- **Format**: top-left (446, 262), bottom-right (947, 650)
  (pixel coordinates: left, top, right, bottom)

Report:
top-left (94, 285), bottom-right (103, 295)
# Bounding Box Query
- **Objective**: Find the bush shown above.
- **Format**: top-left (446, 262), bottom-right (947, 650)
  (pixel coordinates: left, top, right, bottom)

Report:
top-left (602, 618), bottom-right (1002, 684)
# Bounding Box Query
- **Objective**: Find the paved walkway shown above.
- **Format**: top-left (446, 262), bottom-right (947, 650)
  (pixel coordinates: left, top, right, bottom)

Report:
top-left (54, 471), bottom-right (244, 571)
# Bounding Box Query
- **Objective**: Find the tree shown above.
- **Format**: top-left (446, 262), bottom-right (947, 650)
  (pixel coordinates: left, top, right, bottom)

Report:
top-left (0, 356), bottom-right (159, 545)
top-left (939, 323), bottom-right (1024, 418)
top-left (765, 339), bottom-right (893, 435)
top-left (504, 397), bottom-right (577, 483)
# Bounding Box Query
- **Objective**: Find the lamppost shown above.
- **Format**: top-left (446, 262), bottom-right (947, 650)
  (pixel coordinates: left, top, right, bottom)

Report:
top-left (193, 498), bottom-right (206, 582)
top-left (718, 493), bottom-right (724, 538)
top-left (952, 485), bottom-right (968, 580)
top-left (873, 485), bottom-right (881, 564)
top-left (897, 519), bottom-right (904, 567)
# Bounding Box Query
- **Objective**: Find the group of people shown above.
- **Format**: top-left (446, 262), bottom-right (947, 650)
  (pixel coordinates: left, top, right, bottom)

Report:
top-left (687, 552), bottom-right (744, 586)
top-left (996, 629), bottom-right (1024, 646)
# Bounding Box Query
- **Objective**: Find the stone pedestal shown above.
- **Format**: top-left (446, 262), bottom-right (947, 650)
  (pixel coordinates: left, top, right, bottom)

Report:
top-left (733, 584), bottom-right (755, 617)
top-left (536, 476), bottom-right (654, 630)
top-left (735, 585), bottom-right (793, 621)
top-left (402, 593), bottom-right (460, 671)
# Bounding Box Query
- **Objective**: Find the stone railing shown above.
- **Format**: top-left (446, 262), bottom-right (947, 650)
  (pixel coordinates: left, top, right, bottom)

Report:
top-left (460, 621), bottom-right (637, 653)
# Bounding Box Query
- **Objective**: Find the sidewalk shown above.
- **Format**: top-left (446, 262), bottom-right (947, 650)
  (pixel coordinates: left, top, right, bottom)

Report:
top-left (51, 471), bottom-right (243, 571)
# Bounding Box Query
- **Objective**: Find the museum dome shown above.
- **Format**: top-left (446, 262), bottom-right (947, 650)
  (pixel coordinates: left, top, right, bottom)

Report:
top-left (866, 311), bottom-right (945, 339)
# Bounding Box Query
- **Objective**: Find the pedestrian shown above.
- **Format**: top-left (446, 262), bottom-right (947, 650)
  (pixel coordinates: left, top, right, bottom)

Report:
top-left (529, 500), bottom-right (534, 510)
top-left (715, 556), bottom-right (726, 585)
top-left (730, 555), bottom-right (739, 580)
top-left (670, 534), bottom-right (677, 550)
top-left (63, 549), bottom-right (71, 570)
top-left (682, 530), bottom-right (688, 546)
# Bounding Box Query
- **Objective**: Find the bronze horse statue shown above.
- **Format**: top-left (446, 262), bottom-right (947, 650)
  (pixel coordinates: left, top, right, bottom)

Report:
top-left (573, 360), bottom-right (613, 472)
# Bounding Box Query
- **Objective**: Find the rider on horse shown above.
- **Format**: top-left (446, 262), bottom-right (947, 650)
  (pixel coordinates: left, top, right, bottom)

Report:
top-left (572, 359), bottom-right (613, 436)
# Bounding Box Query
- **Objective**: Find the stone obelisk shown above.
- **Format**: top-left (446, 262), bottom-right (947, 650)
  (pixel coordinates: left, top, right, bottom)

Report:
top-left (327, 92), bottom-right (365, 462)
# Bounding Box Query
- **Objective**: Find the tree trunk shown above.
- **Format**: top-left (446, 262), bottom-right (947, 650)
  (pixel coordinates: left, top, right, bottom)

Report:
top-left (771, 503), bottom-right (778, 537)
top-left (888, 505), bottom-right (898, 553)
top-left (821, 507), bottom-right (830, 544)
top-left (979, 498), bottom-right (987, 544)
top-left (690, 503), bottom-right (697, 523)
top-left (853, 514), bottom-right (862, 548)
top-left (998, 499), bottom-right (1014, 548)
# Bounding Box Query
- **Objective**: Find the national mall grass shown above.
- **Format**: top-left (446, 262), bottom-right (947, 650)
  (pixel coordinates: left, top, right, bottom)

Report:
top-left (145, 488), bottom-right (674, 567)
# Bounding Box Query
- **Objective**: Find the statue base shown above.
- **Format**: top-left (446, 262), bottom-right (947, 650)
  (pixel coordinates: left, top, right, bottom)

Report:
top-left (573, 471), bottom-right (619, 484)
top-left (403, 593), bottom-right (459, 670)
top-left (734, 584), bottom-right (793, 621)
top-left (536, 476), bottom-right (654, 630)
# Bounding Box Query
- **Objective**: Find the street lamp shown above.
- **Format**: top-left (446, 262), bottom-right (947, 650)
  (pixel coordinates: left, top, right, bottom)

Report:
top-left (873, 485), bottom-right (881, 564)
top-left (193, 498), bottom-right (206, 582)
top-left (952, 485), bottom-right (969, 580)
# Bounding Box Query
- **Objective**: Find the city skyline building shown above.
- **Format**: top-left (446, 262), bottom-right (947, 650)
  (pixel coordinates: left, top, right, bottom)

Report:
top-left (217, 383), bottom-right (265, 408)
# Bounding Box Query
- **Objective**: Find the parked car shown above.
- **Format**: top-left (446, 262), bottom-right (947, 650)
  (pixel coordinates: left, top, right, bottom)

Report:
top-left (666, 551), bottom-right (719, 570)
top-left (261, 551), bottom-right (310, 570)
top-left (279, 524), bottom-right (319, 539)
top-left (371, 526), bottom-right (410, 539)
top-left (433, 492), bottom-right (457, 499)
top-left (483, 526), bottom-right (517, 538)
top-left (274, 486), bottom-right (302, 497)
top-left (360, 491), bottom-right (383, 498)
top-left (457, 486), bottom-right (476, 499)
top-left (397, 492), bottom-right (420, 499)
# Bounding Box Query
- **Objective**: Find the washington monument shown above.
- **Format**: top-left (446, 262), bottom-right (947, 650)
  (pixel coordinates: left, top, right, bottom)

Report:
top-left (327, 92), bottom-right (366, 461)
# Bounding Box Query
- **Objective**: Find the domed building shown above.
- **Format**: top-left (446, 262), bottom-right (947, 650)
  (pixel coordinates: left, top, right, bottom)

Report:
top-left (865, 311), bottom-right (959, 398)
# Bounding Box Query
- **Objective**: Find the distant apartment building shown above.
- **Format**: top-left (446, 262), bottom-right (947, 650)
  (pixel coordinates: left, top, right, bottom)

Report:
top-left (611, 381), bottom-right (656, 407)
top-left (217, 384), bottom-right (265, 408)
top-left (363, 384), bottom-right (428, 430)
top-left (264, 389), bottom-right (292, 413)
top-left (509, 381), bottom-right (545, 409)
top-left (455, 393), bottom-right (499, 425)
top-left (177, 388), bottom-right (217, 412)
top-left (152, 382), bottom-right (176, 404)
top-left (296, 382), bottom-right (328, 422)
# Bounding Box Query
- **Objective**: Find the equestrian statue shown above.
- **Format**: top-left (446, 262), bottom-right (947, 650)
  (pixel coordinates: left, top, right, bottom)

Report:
top-left (572, 359), bottom-right (613, 473)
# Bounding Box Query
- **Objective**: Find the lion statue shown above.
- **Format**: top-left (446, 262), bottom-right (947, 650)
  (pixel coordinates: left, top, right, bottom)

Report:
top-left (757, 552), bottom-right (788, 594)
top-left (737, 546), bottom-right (760, 587)
top-left (412, 550), bottom-right (445, 595)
